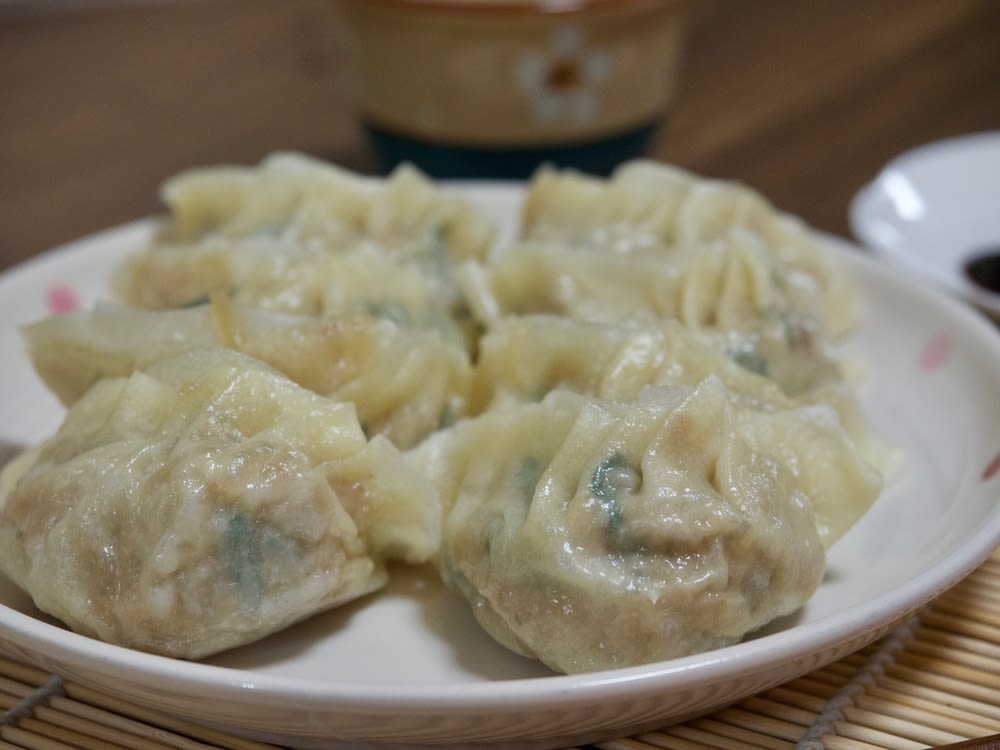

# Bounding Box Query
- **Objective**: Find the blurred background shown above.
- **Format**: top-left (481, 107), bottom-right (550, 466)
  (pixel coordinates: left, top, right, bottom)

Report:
top-left (1, 0), bottom-right (998, 269)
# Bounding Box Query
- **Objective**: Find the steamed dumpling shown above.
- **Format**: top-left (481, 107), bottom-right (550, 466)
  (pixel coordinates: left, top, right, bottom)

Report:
top-left (462, 230), bottom-right (825, 330)
top-left (113, 154), bottom-right (493, 354)
top-left (461, 225), bottom-right (844, 398)
top-left (23, 298), bottom-right (472, 448)
top-left (415, 378), bottom-right (877, 673)
top-left (0, 347), bottom-right (438, 658)
top-left (149, 152), bottom-right (493, 262)
top-left (113, 246), bottom-right (473, 348)
top-left (522, 161), bottom-right (860, 336)
top-left (472, 317), bottom-right (884, 547)
top-left (473, 314), bottom-right (792, 412)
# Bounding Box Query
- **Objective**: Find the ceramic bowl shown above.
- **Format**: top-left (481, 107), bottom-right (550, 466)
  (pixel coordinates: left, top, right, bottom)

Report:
top-left (849, 130), bottom-right (1000, 319)
top-left (335, 0), bottom-right (688, 178)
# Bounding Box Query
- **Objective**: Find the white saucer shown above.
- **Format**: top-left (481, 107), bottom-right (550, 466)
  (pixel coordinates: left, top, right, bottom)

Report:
top-left (849, 130), bottom-right (1000, 319)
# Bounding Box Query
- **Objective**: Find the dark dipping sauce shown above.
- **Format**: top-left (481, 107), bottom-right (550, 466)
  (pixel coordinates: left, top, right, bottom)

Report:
top-left (964, 249), bottom-right (1000, 294)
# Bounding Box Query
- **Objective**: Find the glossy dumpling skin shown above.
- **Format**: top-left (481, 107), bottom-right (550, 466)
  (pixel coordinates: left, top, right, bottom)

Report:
top-left (155, 153), bottom-right (493, 262)
top-left (112, 154), bottom-right (493, 351)
top-left (415, 378), bottom-right (872, 673)
top-left (0, 347), bottom-right (438, 658)
top-left (472, 314), bottom-right (791, 413)
top-left (460, 231), bottom-right (842, 397)
top-left (472, 315), bottom-right (888, 546)
top-left (22, 299), bottom-right (472, 449)
top-left (522, 161), bottom-right (860, 337)
top-left (114, 248), bottom-right (473, 349)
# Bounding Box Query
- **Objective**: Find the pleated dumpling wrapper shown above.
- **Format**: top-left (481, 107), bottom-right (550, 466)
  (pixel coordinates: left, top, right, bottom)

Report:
top-left (22, 298), bottom-right (473, 449)
top-left (521, 161), bottom-right (861, 338)
top-left (414, 377), bottom-right (882, 674)
top-left (0, 347), bottom-right (438, 659)
top-left (113, 155), bottom-right (494, 339)
top-left (457, 230), bottom-right (846, 397)
top-left (472, 315), bottom-right (894, 533)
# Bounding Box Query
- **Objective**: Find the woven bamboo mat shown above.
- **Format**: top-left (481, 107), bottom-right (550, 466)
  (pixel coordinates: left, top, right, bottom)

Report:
top-left (0, 551), bottom-right (998, 750)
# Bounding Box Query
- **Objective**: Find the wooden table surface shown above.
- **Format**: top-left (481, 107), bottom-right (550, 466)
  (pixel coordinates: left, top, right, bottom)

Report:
top-left (1, 0), bottom-right (998, 271)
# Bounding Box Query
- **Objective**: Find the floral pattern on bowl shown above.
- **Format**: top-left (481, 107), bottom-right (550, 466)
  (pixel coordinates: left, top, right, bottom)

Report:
top-left (514, 25), bottom-right (611, 126)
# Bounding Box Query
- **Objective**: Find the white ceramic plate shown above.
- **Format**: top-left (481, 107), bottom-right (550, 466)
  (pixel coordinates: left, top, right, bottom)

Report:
top-left (850, 130), bottom-right (1000, 319)
top-left (2, 186), bottom-right (1000, 750)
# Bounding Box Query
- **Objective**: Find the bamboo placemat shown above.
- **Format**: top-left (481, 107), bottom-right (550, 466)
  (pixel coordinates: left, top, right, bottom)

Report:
top-left (1, 550), bottom-right (998, 750)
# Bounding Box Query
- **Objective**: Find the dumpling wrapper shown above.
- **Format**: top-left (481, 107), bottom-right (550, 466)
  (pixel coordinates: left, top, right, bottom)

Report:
top-left (472, 315), bottom-right (892, 522)
top-left (0, 347), bottom-right (438, 659)
top-left (415, 378), bottom-right (881, 673)
top-left (113, 246), bottom-right (474, 348)
top-left (474, 314), bottom-right (795, 412)
top-left (522, 161), bottom-right (861, 337)
top-left (461, 227), bottom-right (847, 400)
top-left (115, 155), bottom-right (494, 317)
top-left (22, 298), bottom-right (472, 449)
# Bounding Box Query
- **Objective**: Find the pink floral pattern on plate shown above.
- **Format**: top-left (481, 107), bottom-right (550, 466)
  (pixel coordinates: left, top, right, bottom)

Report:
top-left (45, 284), bottom-right (79, 315)
top-left (917, 330), bottom-right (999, 481)
top-left (919, 331), bottom-right (953, 372)
top-left (982, 452), bottom-right (1000, 481)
